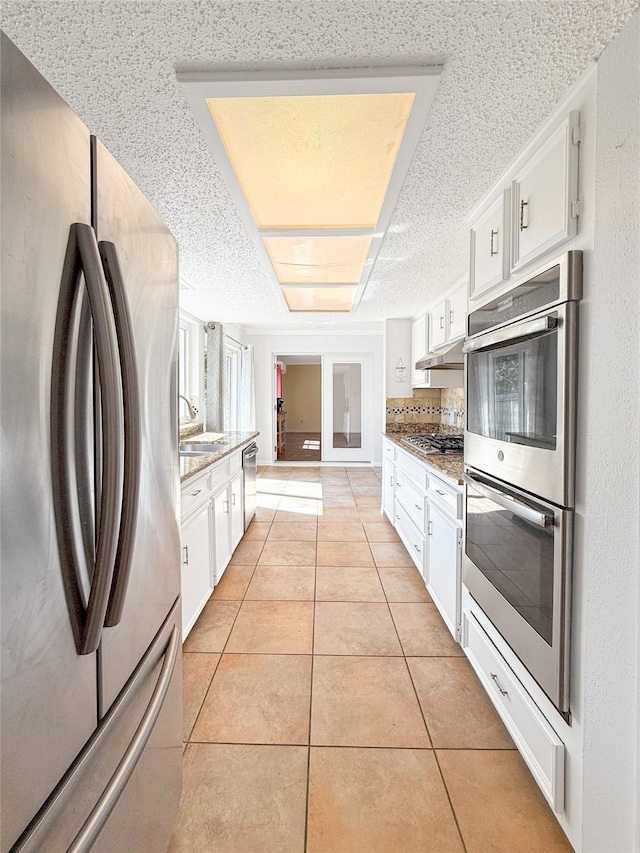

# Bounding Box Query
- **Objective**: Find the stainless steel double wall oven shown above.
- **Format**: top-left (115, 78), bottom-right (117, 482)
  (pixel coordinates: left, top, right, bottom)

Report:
top-left (463, 251), bottom-right (582, 714)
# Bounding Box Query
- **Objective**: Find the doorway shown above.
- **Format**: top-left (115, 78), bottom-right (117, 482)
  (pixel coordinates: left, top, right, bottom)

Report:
top-left (275, 355), bottom-right (322, 462)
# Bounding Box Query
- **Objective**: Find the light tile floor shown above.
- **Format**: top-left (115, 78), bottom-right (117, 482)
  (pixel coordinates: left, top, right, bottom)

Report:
top-left (170, 466), bottom-right (571, 853)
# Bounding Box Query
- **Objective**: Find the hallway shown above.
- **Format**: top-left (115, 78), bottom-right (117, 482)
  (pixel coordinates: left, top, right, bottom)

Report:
top-left (170, 466), bottom-right (570, 852)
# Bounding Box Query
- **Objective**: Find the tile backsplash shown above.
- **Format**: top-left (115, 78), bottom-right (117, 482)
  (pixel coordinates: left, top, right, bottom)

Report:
top-left (385, 387), bottom-right (465, 430)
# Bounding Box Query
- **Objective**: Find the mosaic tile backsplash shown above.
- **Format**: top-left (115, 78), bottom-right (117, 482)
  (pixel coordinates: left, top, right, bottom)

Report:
top-left (386, 387), bottom-right (465, 430)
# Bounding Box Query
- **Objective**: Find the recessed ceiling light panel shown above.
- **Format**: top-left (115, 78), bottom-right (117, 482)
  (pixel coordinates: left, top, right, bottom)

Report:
top-left (178, 68), bottom-right (442, 313)
top-left (281, 285), bottom-right (356, 312)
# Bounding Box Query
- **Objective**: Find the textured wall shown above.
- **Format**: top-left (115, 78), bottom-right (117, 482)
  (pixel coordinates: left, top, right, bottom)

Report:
top-left (581, 9), bottom-right (640, 850)
top-left (281, 365), bottom-right (321, 433)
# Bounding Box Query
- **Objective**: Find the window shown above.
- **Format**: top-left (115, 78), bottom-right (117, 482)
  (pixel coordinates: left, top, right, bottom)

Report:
top-left (224, 340), bottom-right (242, 432)
top-left (178, 312), bottom-right (203, 423)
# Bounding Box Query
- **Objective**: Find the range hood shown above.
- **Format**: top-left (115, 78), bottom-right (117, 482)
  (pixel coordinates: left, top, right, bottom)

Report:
top-left (416, 341), bottom-right (464, 370)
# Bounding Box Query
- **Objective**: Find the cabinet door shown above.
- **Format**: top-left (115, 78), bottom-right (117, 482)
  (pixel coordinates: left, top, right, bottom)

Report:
top-left (429, 299), bottom-right (448, 350)
top-left (411, 316), bottom-right (428, 386)
top-left (427, 502), bottom-right (461, 641)
top-left (382, 457), bottom-right (395, 522)
top-left (181, 502), bottom-right (213, 639)
top-left (447, 282), bottom-right (467, 342)
top-left (213, 485), bottom-right (232, 582)
top-left (230, 470), bottom-right (244, 551)
top-left (512, 111), bottom-right (580, 271)
top-left (470, 190), bottom-right (510, 299)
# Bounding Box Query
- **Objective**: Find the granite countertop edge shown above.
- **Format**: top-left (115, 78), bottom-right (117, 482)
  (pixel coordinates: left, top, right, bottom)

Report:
top-left (179, 430), bottom-right (260, 483)
top-left (383, 430), bottom-right (464, 487)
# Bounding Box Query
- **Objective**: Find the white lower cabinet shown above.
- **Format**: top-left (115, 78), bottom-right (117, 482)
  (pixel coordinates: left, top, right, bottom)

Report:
top-left (395, 501), bottom-right (426, 579)
top-left (427, 500), bottom-right (462, 639)
top-left (180, 501), bottom-right (213, 639)
top-left (213, 483), bottom-right (232, 583)
top-left (229, 470), bottom-right (244, 552)
top-left (382, 456), bottom-right (395, 522)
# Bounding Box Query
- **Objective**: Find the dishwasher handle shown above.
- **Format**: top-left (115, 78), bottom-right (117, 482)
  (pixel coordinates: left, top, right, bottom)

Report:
top-left (243, 443), bottom-right (258, 461)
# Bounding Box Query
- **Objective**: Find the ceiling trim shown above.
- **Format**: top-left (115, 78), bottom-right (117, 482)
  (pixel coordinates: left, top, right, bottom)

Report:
top-left (178, 65), bottom-right (442, 314)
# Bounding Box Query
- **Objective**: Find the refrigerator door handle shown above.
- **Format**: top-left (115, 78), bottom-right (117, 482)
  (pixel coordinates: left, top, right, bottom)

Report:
top-left (51, 223), bottom-right (124, 656)
top-left (99, 241), bottom-right (141, 628)
top-left (66, 624), bottom-right (180, 853)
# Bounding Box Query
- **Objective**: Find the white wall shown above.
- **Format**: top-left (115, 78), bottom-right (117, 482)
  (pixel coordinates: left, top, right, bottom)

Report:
top-left (247, 331), bottom-right (384, 465)
top-left (384, 318), bottom-right (413, 398)
top-left (580, 10), bottom-right (640, 850)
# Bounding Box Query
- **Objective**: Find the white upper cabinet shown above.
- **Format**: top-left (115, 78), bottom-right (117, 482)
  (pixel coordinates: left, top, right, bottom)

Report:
top-left (447, 281), bottom-right (467, 342)
top-left (511, 111), bottom-right (581, 272)
top-left (469, 189), bottom-right (510, 301)
top-left (429, 298), bottom-right (448, 350)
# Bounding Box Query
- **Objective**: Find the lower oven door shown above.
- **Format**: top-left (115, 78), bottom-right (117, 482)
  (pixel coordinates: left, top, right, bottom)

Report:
top-left (463, 469), bottom-right (572, 713)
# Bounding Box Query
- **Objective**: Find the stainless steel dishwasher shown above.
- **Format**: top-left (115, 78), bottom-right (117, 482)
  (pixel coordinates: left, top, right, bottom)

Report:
top-left (242, 442), bottom-right (258, 529)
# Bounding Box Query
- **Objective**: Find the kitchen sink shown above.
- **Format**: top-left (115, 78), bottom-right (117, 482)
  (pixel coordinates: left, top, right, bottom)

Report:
top-left (179, 442), bottom-right (228, 456)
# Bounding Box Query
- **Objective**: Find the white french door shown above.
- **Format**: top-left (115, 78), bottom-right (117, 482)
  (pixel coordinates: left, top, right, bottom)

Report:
top-left (321, 354), bottom-right (373, 462)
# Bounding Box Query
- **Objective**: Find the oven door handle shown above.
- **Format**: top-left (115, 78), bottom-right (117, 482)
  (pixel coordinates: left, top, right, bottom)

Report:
top-left (462, 314), bottom-right (557, 354)
top-left (462, 474), bottom-right (553, 528)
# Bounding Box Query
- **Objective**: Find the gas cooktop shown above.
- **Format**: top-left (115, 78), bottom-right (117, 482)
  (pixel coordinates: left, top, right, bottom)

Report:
top-left (401, 433), bottom-right (464, 454)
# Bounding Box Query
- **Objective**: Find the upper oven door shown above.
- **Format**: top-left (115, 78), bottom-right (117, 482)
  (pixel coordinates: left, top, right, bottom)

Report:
top-left (464, 300), bottom-right (578, 507)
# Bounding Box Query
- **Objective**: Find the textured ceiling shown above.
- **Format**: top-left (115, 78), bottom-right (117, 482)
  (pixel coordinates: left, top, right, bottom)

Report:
top-left (2, 1), bottom-right (638, 327)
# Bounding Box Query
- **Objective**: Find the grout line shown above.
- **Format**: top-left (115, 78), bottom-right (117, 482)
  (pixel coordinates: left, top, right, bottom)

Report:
top-left (303, 517), bottom-right (318, 853)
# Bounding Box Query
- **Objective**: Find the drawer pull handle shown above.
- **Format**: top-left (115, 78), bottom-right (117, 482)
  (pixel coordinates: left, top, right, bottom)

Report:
top-left (435, 489), bottom-right (446, 496)
top-left (490, 672), bottom-right (509, 697)
top-left (223, 499), bottom-right (229, 514)
top-left (428, 520), bottom-right (433, 536)
top-left (519, 199), bottom-right (528, 231)
top-left (414, 503), bottom-right (421, 510)
top-left (490, 228), bottom-right (498, 256)
top-left (439, 315), bottom-right (445, 329)
top-left (232, 493), bottom-right (236, 506)
top-left (414, 544), bottom-right (421, 553)
top-left (182, 545), bottom-right (189, 566)
top-left (190, 488), bottom-right (202, 497)
top-left (389, 476), bottom-right (393, 486)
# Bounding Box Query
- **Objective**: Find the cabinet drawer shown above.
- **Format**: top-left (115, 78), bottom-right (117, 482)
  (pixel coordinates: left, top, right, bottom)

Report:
top-left (464, 612), bottom-right (565, 813)
top-left (383, 440), bottom-right (396, 461)
top-left (426, 472), bottom-right (462, 519)
top-left (181, 470), bottom-right (212, 519)
top-left (395, 448), bottom-right (428, 491)
top-left (395, 476), bottom-right (426, 535)
top-left (394, 501), bottom-right (426, 579)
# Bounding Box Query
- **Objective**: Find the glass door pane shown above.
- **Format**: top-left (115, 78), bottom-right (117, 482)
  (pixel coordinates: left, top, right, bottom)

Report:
top-left (332, 362), bottom-right (362, 449)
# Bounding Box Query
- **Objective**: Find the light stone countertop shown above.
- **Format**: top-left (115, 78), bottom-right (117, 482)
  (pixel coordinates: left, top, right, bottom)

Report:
top-left (383, 431), bottom-right (464, 487)
top-left (179, 430), bottom-right (259, 483)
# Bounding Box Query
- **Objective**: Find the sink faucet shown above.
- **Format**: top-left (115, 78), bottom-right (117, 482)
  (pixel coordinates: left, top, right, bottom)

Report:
top-left (179, 394), bottom-right (196, 421)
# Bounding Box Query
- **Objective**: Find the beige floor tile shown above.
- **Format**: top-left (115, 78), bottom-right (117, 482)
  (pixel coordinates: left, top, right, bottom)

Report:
top-left (314, 602), bottom-right (402, 656)
top-left (355, 495), bottom-right (382, 507)
top-left (253, 506), bottom-right (276, 523)
top-left (315, 566), bottom-right (385, 602)
top-left (356, 508), bottom-right (387, 522)
top-left (192, 654), bottom-right (312, 745)
top-left (285, 481), bottom-right (323, 498)
top-left (408, 657), bottom-right (514, 748)
top-left (363, 522), bottom-right (401, 542)
top-left (228, 539), bottom-right (264, 566)
top-left (274, 506), bottom-right (320, 522)
top-left (321, 495), bottom-right (357, 508)
top-left (370, 541), bottom-right (414, 568)
top-left (316, 541), bottom-right (374, 567)
top-left (258, 540), bottom-right (317, 566)
top-left (169, 744), bottom-right (307, 853)
top-left (246, 565), bottom-right (315, 601)
top-left (242, 521), bottom-right (272, 540)
top-left (311, 656), bottom-right (430, 748)
top-left (267, 521), bottom-right (317, 541)
top-left (437, 750), bottom-right (572, 852)
top-left (257, 477), bottom-right (288, 494)
top-left (350, 485), bottom-right (383, 497)
top-left (226, 600), bottom-right (314, 654)
top-left (256, 493), bottom-right (281, 509)
top-left (317, 507), bottom-right (362, 523)
top-left (390, 603), bottom-right (465, 657)
top-left (183, 600), bottom-right (241, 653)
top-left (316, 522), bottom-right (366, 542)
top-left (182, 653), bottom-right (220, 742)
top-left (378, 565), bottom-right (432, 603)
top-left (306, 747), bottom-right (463, 853)
top-left (211, 564), bottom-right (254, 600)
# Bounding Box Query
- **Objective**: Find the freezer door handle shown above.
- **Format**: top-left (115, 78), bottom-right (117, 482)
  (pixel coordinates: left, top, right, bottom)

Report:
top-left (99, 241), bottom-right (141, 628)
top-left (51, 223), bottom-right (124, 655)
top-left (66, 624), bottom-right (180, 853)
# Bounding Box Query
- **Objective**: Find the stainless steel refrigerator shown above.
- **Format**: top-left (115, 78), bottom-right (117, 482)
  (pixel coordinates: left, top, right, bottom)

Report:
top-left (1, 33), bottom-right (182, 852)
